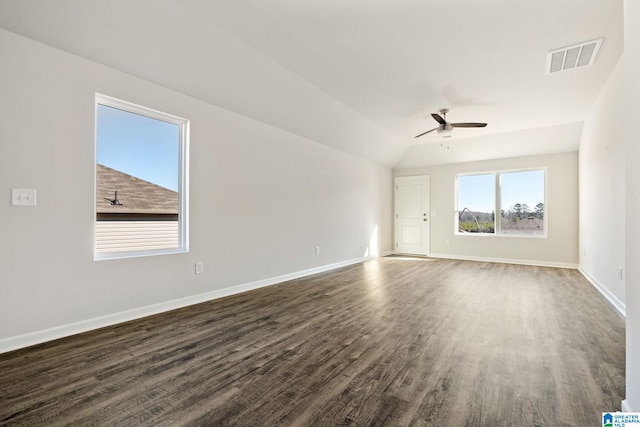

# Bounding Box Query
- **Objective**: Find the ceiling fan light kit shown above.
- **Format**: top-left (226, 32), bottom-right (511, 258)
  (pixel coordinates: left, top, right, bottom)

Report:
top-left (414, 108), bottom-right (487, 139)
top-left (437, 125), bottom-right (453, 138)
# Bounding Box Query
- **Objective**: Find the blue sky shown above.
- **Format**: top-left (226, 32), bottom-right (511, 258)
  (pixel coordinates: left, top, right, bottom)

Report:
top-left (97, 104), bottom-right (179, 191)
top-left (501, 170), bottom-right (545, 211)
top-left (458, 170), bottom-right (544, 213)
top-left (458, 173), bottom-right (495, 213)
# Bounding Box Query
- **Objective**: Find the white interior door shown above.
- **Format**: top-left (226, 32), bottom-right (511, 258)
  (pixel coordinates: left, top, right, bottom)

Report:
top-left (395, 175), bottom-right (430, 255)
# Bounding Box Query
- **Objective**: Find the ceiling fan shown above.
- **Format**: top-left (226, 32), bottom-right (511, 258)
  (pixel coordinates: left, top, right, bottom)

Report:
top-left (414, 108), bottom-right (487, 139)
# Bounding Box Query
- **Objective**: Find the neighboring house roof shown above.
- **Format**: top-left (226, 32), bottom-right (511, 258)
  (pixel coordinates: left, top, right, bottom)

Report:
top-left (96, 164), bottom-right (178, 214)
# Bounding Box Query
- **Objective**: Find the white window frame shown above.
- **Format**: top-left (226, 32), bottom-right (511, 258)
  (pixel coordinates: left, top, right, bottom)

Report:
top-left (94, 94), bottom-right (189, 260)
top-left (455, 167), bottom-right (547, 238)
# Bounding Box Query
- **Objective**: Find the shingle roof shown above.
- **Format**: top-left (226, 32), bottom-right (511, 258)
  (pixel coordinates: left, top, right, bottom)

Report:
top-left (96, 164), bottom-right (178, 214)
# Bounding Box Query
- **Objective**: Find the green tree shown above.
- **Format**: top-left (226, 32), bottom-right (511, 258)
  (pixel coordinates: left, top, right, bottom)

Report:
top-left (513, 203), bottom-right (531, 219)
top-left (535, 202), bottom-right (544, 219)
top-left (513, 203), bottom-right (522, 219)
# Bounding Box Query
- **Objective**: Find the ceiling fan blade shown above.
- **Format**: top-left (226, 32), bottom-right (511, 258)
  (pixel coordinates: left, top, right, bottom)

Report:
top-left (414, 127), bottom-right (439, 138)
top-left (431, 113), bottom-right (447, 125)
top-left (451, 122), bottom-right (487, 128)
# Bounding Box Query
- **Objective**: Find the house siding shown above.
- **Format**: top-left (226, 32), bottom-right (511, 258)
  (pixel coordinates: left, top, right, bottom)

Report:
top-left (96, 221), bottom-right (179, 253)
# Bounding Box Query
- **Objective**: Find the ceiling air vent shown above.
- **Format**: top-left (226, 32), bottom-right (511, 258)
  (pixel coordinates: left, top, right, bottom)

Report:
top-left (546, 38), bottom-right (603, 74)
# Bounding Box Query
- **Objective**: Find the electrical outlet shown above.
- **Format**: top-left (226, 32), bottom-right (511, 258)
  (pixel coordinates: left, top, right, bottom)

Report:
top-left (315, 246), bottom-right (320, 255)
top-left (445, 239), bottom-right (451, 246)
top-left (619, 267), bottom-right (623, 280)
top-left (195, 261), bottom-right (204, 274)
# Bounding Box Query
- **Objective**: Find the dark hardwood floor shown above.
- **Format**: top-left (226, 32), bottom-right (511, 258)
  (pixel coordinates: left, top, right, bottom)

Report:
top-left (0, 257), bottom-right (625, 426)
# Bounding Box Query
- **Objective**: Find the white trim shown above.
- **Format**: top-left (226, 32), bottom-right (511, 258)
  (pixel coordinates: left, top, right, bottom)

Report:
top-left (622, 400), bottom-right (634, 412)
top-left (96, 93), bottom-right (188, 125)
top-left (579, 267), bottom-right (626, 317)
top-left (0, 254), bottom-right (388, 354)
top-left (425, 252), bottom-right (578, 269)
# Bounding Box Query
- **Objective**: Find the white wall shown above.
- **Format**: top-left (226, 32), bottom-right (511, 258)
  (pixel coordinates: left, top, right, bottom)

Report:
top-left (0, 29), bottom-right (392, 350)
top-left (624, 0), bottom-right (640, 412)
top-left (581, 1), bottom-right (640, 410)
top-left (394, 152), bottom-right (578, 267)
top-left (579, 58), bottom-right (625, 313)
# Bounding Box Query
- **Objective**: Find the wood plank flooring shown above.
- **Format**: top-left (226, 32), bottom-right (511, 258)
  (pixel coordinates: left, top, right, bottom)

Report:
top-left (0, 257), bottom-right (625, 426)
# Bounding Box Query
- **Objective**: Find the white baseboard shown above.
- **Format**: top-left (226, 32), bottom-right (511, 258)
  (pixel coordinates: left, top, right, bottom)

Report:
top-left (425, 252), bottom-right (579, 269)
top-left (578, 267), bottom-right (626, 317)
top-left (0, 254), bottom-right (386, 354)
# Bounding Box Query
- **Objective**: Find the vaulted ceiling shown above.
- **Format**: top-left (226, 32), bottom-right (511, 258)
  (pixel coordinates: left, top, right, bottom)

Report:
top-left (0, 0), bottom-right (623, 167)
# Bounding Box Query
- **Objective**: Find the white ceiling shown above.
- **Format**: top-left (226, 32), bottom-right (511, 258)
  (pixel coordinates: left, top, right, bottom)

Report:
top-left (0, 0), bottom-right (623, 167)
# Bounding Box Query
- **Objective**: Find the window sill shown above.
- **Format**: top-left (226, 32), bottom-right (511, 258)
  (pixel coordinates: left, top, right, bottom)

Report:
top-left (94, 247), bottom-right (188, 261)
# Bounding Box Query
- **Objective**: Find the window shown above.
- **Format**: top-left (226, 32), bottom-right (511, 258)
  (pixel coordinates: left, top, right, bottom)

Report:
top-left (456, 169), bottom-right (545, 237)
top-left (94, 94), bottom-right (189, 259)
top-left (499, 170), bottom-right (545, 236)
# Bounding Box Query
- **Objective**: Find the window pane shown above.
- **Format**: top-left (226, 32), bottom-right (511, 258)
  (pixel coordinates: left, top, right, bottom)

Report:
top-left (95, 96), bottom-right (188, 258)
top-left (97, 105), bottom-right (180, 192)
top-left (457, 174), bottom-right (495, 234)
top-left (500, 170), bottom-right (545, 236)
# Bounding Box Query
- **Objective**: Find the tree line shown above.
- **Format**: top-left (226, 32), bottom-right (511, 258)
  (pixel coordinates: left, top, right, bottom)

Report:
top-left (503, 202), bottom-right (544, 220)
top-left (458, 202), bottom-right (544, 233)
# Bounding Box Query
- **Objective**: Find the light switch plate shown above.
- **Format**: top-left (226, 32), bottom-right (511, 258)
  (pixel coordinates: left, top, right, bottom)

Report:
top-left (11, 188), bottom-right (37, 206)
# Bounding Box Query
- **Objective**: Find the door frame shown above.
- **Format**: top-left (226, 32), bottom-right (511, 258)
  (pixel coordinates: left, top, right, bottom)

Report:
top-left (394, 175), bottom-right (430, 256)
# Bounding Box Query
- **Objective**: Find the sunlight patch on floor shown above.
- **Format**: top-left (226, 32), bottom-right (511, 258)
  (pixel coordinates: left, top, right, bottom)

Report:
top-left (385, 255), bottom-right (437, 262)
